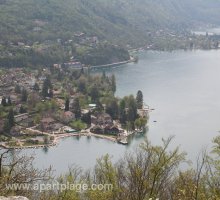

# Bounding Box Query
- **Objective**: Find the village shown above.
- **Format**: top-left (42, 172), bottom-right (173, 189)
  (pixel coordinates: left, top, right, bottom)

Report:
top-left (0, 64), bottom-right (149, 149)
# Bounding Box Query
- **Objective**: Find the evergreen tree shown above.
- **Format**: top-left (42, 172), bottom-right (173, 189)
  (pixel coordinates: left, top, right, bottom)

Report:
top-left (78, 78), bottom-right (87, 94)
top-left (33, 83), bottom-right (40, 91)
top-left (1, 97), bottom-right (7, 107)
top-left (101, 70), bottom-right (106, 81)
top-left (111, 74), bottom-right (116, 93)
top-left (48, 89), bottom-right (53, 98)
top-left (81, 112), bottom-right (91, 125)
top-left (19, 105), bottom-right (27, 114)
top-left (7, 96), bottom-right (12, 106)
top-left (65, 98), bottom-right (70, 111)
top-left (21, 89), bottom-right (28, 102)
top-left (106, 98), bottom-right (119, 120)
top-left (96, 100), bottom-right (104, 112)
top-left (72, 98), bottom-right (81, 119)
top-left (42, 76), bottom-right (52, 98)
top-left (42, 81), bottom-right (48, 98)
top-left (3, 120), bottom-right (10, 133)
top-left (119, 99), bottom-right (126, 124)
top-left (8, 109), bottom-right (15, 129)
top-left (90, 85), bottom-right (99, 102)
top-left (136, 90), bottom-right (143, 109)
top-left (127, 95), bottom-right (138, 129)
top-left (15, 84), bottom-right (21, 94)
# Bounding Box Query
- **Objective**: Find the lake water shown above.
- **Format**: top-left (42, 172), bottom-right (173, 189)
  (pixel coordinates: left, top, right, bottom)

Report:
top-left (25, 50), bottom-right (220, 175)
top-left (192, 27), bottom-right (220, 35)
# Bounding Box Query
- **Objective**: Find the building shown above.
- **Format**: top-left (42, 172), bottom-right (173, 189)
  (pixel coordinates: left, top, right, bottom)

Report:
top-left (14, 113), bottom-right (29, 123)
top-left (63, 111), bottom-right (75, 123)
top-left (40, 117), bottom-right (56, 132)
top-left (91, 113), bottom-right (113, 126)
top-left (63, 62), bottom-right (82, 69)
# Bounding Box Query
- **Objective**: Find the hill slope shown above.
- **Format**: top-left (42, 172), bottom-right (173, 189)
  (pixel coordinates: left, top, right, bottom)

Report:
top-left (1, 0), bottom-right (220, 46)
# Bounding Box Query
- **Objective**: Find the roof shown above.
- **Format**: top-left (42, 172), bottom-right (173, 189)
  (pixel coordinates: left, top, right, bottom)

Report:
top-left (89, 104), bottom-right (96, 107)
top-left (41, 117), bottom-right (55, 124)
top-left (64, 111), bottom-right (74, 116)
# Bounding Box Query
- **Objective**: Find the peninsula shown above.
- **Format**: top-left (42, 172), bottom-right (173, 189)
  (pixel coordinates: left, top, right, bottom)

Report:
top-left (0, 66), bottom-right (148, 149)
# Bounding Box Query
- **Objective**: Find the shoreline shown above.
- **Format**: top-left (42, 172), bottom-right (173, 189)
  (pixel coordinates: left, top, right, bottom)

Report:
top-left (89, 56), bottom-right (135, 69)
top-left (0, 132), bottom-right (120, 150)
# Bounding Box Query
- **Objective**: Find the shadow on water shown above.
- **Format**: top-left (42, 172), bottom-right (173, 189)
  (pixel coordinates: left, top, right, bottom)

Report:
top-left (42, 146), bottom-right (48, 154)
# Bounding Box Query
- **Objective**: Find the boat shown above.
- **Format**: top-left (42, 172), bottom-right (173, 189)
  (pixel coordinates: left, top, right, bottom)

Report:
top-left (118, 138), bottom-right (128, 145)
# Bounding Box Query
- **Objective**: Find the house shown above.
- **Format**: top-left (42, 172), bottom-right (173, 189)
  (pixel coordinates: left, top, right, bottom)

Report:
top-left (40, 117), bottom-right (56, 132)
top-left (91, 113), bottom-right (113, 126)
top-left (90, 125), bottom-right (104, 134)
top-left (104, 125), bottom-right (120, 135)
top-left (18, 117), bottom-right (34, 128)
top-left (14, 113), bottom-right (29, 123)
top-left (137, 109), bottom-right (148, 118)
top-left (63, 62), bottom-right (82, 69)
top-left (63, 111), bottom-right (75, 123)
top-left (89, 104), bottom-right (96, 111)
top-left (90, 124), bottom-right (120, 135)
top-left (10, 126), bottom-right (23, 136)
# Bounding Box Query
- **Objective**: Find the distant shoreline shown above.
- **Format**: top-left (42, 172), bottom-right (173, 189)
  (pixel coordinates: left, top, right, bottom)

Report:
top-left (89, 56), bottom-right (135, 69)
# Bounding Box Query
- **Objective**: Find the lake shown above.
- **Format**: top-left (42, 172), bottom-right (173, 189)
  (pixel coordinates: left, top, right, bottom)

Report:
top-left (25, 50), bottom-right (220, 175)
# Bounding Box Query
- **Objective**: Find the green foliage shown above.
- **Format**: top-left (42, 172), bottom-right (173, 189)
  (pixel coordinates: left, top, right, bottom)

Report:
top-left (1, 0), bottom-right (220, 68)
top-left (21, 88), bottom-right (28, 102)
top-left (136, 90), bottom-right (143, 109)
top-left (134, 117), bottom-right (148, 130)
top-left (65, 98), bottom-right (70, 111)
top-left (105, 98), bottom-right (119, 120)
top-left (4, 109), bottom-right (14, 133)
top-left (15, 84), bottom-right (21, 94)
top-left (42, 76), bottom-right (53, 98)
top-left (70, 120), bottom-right (87, 130)
top-left (77, 44), bottom-right (130, 66)
top-left (72, 98), bottom-right (81, 119)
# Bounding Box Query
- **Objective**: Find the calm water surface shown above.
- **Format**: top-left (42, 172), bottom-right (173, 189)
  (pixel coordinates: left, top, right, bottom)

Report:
top-left (25, 50), bottom-right (220, 175)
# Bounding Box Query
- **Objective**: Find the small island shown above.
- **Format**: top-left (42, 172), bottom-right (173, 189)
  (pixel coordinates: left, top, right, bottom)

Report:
top-left (0, 66), bottom-right (149, 149)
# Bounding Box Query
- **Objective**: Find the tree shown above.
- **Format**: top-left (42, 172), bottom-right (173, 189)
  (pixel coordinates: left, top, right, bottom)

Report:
top-left (14, 84), bottom-right (21, 94)
top-left (48, 89), bottom-right (53, 98)
top-left (21, 89), bottom-right (28, 102)
top-left (42, 76), bottom-right (52, 98)
top-left (78, 77), bottom-right (87, 94)
top-left (89, 85), bottom-right (99, 102)
top-left (81, 112), bottom-right (91, 125)
top-left (44, 135), bottom-right (50, 144)
top-left (1, 97), bottom-right (7, 107)
top-left (87, 137), bottom-right (185, 200)
top-left (65, 98), bottom-right (70, 111)
top-left (111, 74), bottom-right (116, 94)
top-left (4, 109), bottom-right (15, 133)
top-left (7, 96), bottom-right (11, 106)
top-left (8, 109), bottom-right (15, 128)
top-left (127, 95), bottom-right (138, 124)
top-left (136, 90), bottom-right (143, 109)
top-left (33, 82), bottom-right (40, 91)
top-left (19, 105), bottom-right (27, 114)
top-left (101, 70), bottom-right (106, 81)
top-left (134, 118), bottom-right (142, 130)
top-left (70, 120), bottom-right (86, 130)
top-left (106, 98), bottom-right (119, 120)
top-left (119, 99), bottom-right (126, 124)
top-left (0, 150), bottom-right (51, 197)
top-left (134, 117), bottom-right (147, 130)
top-left (72, 98), bottom-right (81, 119)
